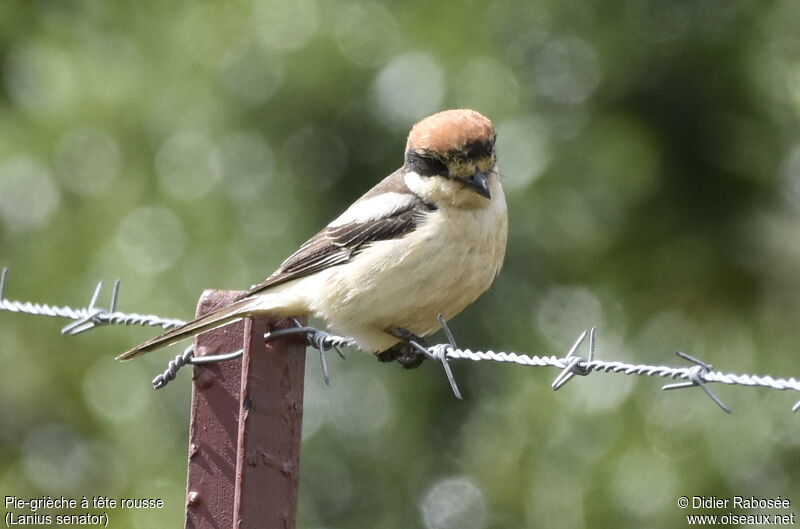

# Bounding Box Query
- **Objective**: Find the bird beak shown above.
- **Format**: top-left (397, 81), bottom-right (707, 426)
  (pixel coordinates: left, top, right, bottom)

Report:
top-left (459, 170), bottom-right (491, 199)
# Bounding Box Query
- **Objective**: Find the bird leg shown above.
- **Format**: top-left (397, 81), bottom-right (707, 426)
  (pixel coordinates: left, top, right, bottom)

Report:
top-left (376, 327), bottom-right (428, 369)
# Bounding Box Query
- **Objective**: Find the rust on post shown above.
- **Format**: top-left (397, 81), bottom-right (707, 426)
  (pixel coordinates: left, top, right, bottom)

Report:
top-left (184, 290), bottom-right (306, 529)
top-left (185, 290), bottom-right (244, 529)
top-left (234, 316), bottom-right (307, 528)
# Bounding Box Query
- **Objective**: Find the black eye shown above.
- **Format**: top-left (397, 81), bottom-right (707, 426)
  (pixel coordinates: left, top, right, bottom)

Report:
top-left (406, 151), bottom-right (449, 177)
top-left (464, 139), bottom-right (494, 160)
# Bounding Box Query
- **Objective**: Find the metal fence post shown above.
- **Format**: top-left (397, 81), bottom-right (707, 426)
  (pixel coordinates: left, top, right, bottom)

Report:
top-left (184, 290), bottom-right (306, 529)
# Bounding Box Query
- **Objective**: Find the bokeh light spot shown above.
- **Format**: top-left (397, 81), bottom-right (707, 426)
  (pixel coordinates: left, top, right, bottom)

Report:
top-left (611, 448), bottom-right (679, 517)
top-left (372, 52), bottom-right (446, 130)
top-left (55, 127), bottom-right (122, 198)
top-left (570, 350), bottom-right (635, 412)
top-left (0, 156), bottom-right (60, 233)
top-left (83, 357), bottom-right (151, 424)
top-left (635, 312), bottom-right (699, 358)
top-left (3, 42), bottom-right (77, 115)
top-left (496, 116), bottom-right (551, 191)
top-left (329, 367), bottom-right (392, 437)
top-left (455, 57), bottom-right (521, 117)
top-left (335, 2), bottom-right (403, 68)
top-left (220, 131), bottom-right (275, 200)
top-left (534, 36), bottom-right (601, 105)
top-left (219, 40), bottom-right (285, 106)
top-left (253, 0), bottom-right (320, 52)
top-left (536, 285), bottom-right (604, 349)
top-left (156, 131), bottom-right (223, 200)
top-left (421, 476), bottom-right (487, 529)
top-left (115, 206), bottom-right (186, 274)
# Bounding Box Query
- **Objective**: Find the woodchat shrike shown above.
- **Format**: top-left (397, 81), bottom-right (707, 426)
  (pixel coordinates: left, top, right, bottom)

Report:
top-left (118, 109), bottom-right (508, 368)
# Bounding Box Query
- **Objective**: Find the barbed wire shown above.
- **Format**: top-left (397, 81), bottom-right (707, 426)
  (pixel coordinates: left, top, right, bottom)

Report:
top-left (0, 268), bottom-right (186, 335)
top-left (2, 267), bottom-right (799, 413)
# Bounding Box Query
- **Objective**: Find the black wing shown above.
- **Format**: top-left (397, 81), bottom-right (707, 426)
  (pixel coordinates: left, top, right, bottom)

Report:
top-left (241, 170), bottom-right (434, 297)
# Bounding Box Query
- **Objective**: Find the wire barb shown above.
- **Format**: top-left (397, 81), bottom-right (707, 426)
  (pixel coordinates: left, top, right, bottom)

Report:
top-left (266, 324), bottom-right (353, 386)
top-left (0, 267), bottom-right (8, 301)
top-left (433, 314), bottom-right (462, 399)
top-left (3, 267), bottom-right (800, 412)
top-left (0, 269), bottom-right (186, 331)
top-left (110, 279), bottom-right (121, 313)
top-left (150, 323), bottom-right (354, 390)
top-left (60, 281), bottom-right (105, 335)
top-left (662, 351), bottom-right (732, 413)
top-left (551, 328), bottom-right (594, 390)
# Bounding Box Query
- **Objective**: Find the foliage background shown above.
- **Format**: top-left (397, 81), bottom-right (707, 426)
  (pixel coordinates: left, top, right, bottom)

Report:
top-left (1, 0), bottom-right (799, 527)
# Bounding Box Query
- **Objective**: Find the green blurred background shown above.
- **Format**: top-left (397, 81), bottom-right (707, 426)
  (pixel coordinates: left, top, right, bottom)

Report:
top-left (1, 0), bottom-right (799, 527)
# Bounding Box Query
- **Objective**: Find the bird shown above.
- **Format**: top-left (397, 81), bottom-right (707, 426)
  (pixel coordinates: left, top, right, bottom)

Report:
top-left (118, 109), bottom-right (507, 367)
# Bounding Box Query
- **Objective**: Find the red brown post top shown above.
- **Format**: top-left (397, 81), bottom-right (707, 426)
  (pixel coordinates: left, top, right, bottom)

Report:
top-left (184, 290), bottom-right (306, 529)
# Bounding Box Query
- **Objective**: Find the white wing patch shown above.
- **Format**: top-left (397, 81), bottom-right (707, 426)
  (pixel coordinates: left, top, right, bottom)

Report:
top-left (328, 192), bottom-right (418, 227)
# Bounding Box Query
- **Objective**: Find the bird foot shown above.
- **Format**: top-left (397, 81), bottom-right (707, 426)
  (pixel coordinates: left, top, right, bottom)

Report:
top-left (376, 328), bottom-right (428, 369)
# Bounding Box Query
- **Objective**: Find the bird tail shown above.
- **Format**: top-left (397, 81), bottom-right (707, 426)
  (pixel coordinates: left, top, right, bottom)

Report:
top-left (116, 296), bottom-right (263, 361)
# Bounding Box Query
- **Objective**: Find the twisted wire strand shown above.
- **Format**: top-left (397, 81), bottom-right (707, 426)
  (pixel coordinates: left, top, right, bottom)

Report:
top-left (2, 267), bottom-right (799, 411)
top-left (418, 326), bottom-right (799, 413)
top-left (0, 269), bottom-right (187, 332)
top-left (151, 327), bottom-right (358, 389)
top-left (152, 345), bottom-right (194, 389)
top-left (702, 371), bottom-right (800, 392)
top-left (0, 300), bottom-right (187, 332)
top-left (93, 311), bottom-right (186, 330)
top-left (0, 297), bottom-right (88, 320)
top-left (429, 347), bottom-right (800, 394)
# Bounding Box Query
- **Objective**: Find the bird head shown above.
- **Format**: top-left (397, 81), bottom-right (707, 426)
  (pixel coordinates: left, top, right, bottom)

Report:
top-left (403, 109), bottom-right (499, 209)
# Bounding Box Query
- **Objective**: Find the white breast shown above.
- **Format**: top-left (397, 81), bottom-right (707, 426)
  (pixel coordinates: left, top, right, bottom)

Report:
top-left (303, 178), bottom-right (508, 352)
